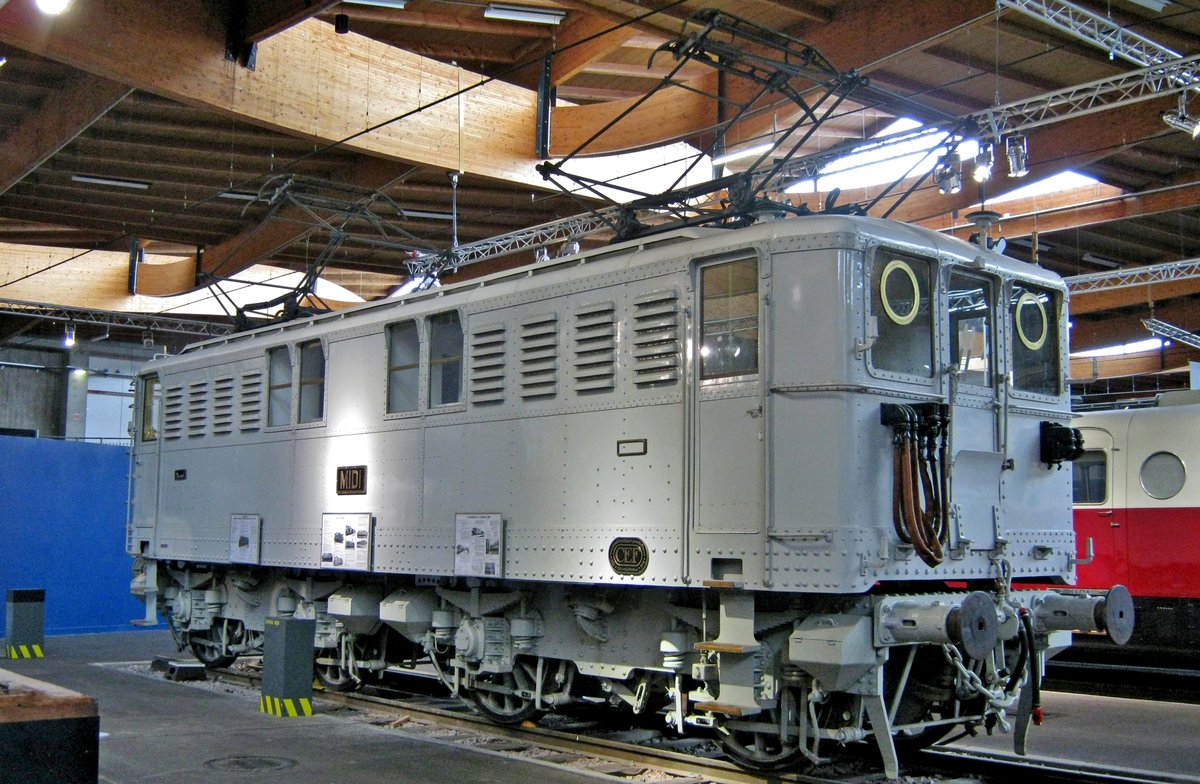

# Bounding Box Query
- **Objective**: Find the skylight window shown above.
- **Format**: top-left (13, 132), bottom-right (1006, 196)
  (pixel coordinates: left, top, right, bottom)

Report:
top-left (1071, 338), bottom-right (1167, 359)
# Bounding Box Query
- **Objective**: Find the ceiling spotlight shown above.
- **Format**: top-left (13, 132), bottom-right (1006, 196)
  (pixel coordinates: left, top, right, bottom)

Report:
top-left (932, 152), bottom-right (962, 195)
top-left (63, 323), bottom-right (76, 348)
top-left (35, 0), bottom-right (71, 15)
top-left (484, 3), bottom-right (566, 25)
top-left (1005, 135), bottom-right (1029, 177)
top-left (1162, 110), bottom-right (1200, 139)
top-left (973, 143), bottom-right (994, 183)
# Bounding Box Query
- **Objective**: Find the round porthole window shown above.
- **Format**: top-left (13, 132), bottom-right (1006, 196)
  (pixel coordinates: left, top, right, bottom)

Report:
top-left (880, 259), bottom-right (920, 326)
top-left (1014, 291), bottom-right (1047, 351)
top-left (1140, 451), bottom-right (1185, 500)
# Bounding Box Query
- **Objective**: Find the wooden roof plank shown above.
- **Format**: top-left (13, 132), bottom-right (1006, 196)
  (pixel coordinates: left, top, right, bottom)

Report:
top-left (0, 73), bottom-right (131, 195)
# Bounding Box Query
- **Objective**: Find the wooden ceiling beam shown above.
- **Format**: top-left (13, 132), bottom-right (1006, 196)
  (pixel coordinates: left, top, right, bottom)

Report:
top-left (0, 3), bottom-right (547, 188)
top-left (240, 0), bottom-right (341, 43)
top-left (0, 73), bottom-right (130, 195)
top-left (550, 0), bottom-right (996, 155)
top-left (928, 181), bottom-right (1200, 243)
top-left (551, 13), bottom-right (638, 86)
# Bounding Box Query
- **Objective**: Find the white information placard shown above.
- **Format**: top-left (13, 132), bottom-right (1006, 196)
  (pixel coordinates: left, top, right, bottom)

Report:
top-left (454, 513), bottom-right (503, 577)
top-left (229, 514), bottom-right (262, 564)
top-left (320, 512), bottom-right (373, 571)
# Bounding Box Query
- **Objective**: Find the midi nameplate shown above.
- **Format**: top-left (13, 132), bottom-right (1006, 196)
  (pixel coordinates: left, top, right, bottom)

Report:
top-left (336, 465), bottom-right (367, 495)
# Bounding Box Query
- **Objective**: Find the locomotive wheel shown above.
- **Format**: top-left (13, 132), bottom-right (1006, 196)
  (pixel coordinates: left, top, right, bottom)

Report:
top-left (188, 634), bottom-right (237, 669)
top-left (716, 694), bottom-right (812, 772)
top-left (314, 648), bottom-right (357, 692)
top-left (471, 659), bottom-right (544, 725)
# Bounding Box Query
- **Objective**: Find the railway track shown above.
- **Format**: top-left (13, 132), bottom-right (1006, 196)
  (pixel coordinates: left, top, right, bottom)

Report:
top-left (152, 660), bottom-right (1196, 784)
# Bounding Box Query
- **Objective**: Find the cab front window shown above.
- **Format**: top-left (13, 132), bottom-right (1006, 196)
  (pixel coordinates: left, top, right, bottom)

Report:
top-left (871, 253), bottom-right (934, 377)
top-left (1010, 283), bottom-right (1060, 395)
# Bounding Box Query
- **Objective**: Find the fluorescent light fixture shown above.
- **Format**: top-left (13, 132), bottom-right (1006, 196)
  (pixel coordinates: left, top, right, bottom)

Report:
top-left (36, 0), bottom-right (71, 15)
top-left (712, 142), bottom-right (775, 166)
top-left (404, 210), bottom-right (455, 221)
top-left (1126, 0), bottom-right (1169, 11)
top-left (1162, 110), bottom-right (1200, 139)
top-left (1081, 252), bottom-right (1120, 269)
top-left (343, 0), bottom-right (407, 7)
top-left (1072, 338), bottom-right (1165, 359)
top-left (63, 323), bottom-right (76, 348)
top-left (71, 174), bottom-right (150, 190)
top-left (218, 190), bottom-right (258, 201)
top-left (484, 3), bottom-right (565, 25)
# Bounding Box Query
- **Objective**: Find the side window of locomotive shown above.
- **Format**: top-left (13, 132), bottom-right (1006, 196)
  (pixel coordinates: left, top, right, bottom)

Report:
top-left (298, 339), bottom-right (325, 424)
top-left (267, 346), bottom-right (293, 427)
top-left (871, 253), bottom-right (934, 377)
top-left (1072, 449), bottom-right (1107, 504)
top-left (700, 258), bottom-right (758, 380)
top-left (947, 272), bottom-right (992, 387)
top-left (1010, 284), bottom-right (1060, 396)
top-left (429, 311), bottom-right (463, 406)
top-left (139, 376), bottom-right (161, 442)
top-left (386, 320), bottom-right (420, 413)
top-left (1140, 450), bottom-right (1185, 500)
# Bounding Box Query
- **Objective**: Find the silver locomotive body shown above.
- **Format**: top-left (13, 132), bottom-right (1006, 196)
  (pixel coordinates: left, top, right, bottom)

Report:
top-left (129, 215), bottom-right (1130, 775)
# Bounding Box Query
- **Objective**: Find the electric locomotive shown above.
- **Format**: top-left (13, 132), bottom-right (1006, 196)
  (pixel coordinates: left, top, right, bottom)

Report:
top-left (128, 214), bottom-right (1132, 777)
top-left (1068, 391), bottom-right (1200, 662)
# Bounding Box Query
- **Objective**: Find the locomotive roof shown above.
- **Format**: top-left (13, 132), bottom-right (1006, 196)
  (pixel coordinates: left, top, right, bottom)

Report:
top-left (146, 213), bottom-right (1064, 368)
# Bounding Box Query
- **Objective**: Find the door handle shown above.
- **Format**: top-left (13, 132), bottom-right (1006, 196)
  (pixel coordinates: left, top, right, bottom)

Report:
top-left (1110, 523), bottom-right (1121, 528)
top-left (1097, 510), bottom-right (1113, 517)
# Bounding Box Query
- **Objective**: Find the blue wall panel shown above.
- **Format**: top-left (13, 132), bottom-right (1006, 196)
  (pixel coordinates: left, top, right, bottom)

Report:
top-left (0, 436), bottom-right (152, 636)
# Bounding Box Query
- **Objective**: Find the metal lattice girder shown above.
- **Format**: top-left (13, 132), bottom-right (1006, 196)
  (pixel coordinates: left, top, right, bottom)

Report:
top-left (999, 0), bottom-right (1187, 73)
top-left (0, 298), bottom-right (235, 337)
top-left (1065, 257), bottom-right (1200, 295)
top-left (1143, 318), bottom-right (1200, 350)
top-left (972, 53), bottom-right (1200, 137)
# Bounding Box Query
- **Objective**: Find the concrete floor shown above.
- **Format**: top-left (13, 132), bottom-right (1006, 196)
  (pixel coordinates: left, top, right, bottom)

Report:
top-left (2, 630), bottom-right (609, 784)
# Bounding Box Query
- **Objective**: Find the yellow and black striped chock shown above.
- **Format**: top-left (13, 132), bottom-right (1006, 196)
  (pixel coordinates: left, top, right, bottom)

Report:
top-left (5, 589), bottom-right (46, 659)
top-left (260, 616), bottom-right (316, 718)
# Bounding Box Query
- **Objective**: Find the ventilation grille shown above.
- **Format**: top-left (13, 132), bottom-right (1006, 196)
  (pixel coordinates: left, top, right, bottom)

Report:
top-left (632, 289), bottom-right (680, 387)
top-left (470, 324), bottom-right (507, 405)
top-left (162, 384), bottom-right (185, 440)
top-left (186, 380), bottom-right (209, 438)
top-left (574, 302), bottom-right (617, 393)
top-left (211, 376), bottom-right (235, 436)
top-left (239, 370), bottom-right (263, 432)
top-left (519, 314), bottom-right (559, 399)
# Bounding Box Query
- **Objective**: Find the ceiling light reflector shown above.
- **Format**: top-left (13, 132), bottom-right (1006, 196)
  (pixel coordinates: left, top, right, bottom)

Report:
top-left (484, 4), bottom-right (565, 25)
top-left (71, 174), bottom-right (151, 190)
top-left (712, 142), bottom-right (776, 166)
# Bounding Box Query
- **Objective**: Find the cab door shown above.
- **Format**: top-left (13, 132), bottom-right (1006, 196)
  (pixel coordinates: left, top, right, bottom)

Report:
top-left (1072, 427), bottom-right (1128, 588)
top-left (690, 256), bottom-right (764, 545)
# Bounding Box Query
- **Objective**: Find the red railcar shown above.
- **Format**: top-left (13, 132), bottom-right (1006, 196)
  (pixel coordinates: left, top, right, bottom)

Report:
top-left (1068, 391), bottom-right (1200, 661)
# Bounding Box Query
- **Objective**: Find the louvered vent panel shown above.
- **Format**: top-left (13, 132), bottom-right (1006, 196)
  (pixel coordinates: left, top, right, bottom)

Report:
top-left (519, 315), bottom-right (559, 399)
top-left (186, 380), bottom-right (209, 438)
top-left (211, 377), bottom-right (235, 436)
top-left (162, 385), bottom-right (185, 440)
top-left (469, 324), bottom-right (507, 405)
top-left (239, 370), bottom-right (263, 432)
top-left (632, 290), bottom-right (681, 387)
top-left (574, 302), bottom-right (617, 393)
